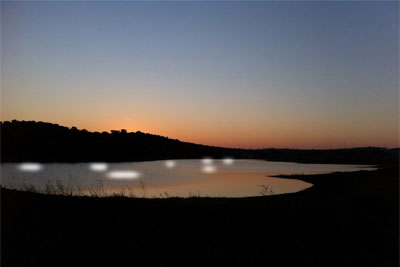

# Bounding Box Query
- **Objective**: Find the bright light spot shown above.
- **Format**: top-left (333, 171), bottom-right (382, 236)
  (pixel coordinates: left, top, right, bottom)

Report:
top-left (223, 157), bottom-right (234, 165)
top-left (202, 158), bottom-right (213, 165)
top-left (89, 163), bottom-right (108, 172)
top-left (165, 160), bottom-right (176, 168)
top-left (202, 165), bottom-right (216, 174)
top-left (107, 170), bottom-right (141, 180)
top-left (18, 163), bottom-right (43, 172)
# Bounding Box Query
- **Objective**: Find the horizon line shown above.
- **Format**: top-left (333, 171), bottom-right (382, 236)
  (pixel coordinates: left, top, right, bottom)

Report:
top-left (2, 119), bottom-right (398, 151)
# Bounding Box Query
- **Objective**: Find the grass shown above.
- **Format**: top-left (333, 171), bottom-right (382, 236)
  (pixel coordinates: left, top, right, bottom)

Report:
top-left (4, 178), bottom-right (277, 198)
top-left (3, 179), bottom-right (214, 198)
top-left (1, 165), bottom-right (398, 267)
top-left (4, 180), bottom-right (130, 198)
top-left (258, 184), bottom-right (274, 196)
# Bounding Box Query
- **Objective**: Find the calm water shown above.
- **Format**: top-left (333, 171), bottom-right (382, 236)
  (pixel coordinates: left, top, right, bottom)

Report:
top-left (0, 160), bottom-right (374, 197)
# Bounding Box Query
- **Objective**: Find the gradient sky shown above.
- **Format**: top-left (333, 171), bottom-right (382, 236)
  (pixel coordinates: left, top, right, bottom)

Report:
top-left (1, 1), bottom-right (399, 149)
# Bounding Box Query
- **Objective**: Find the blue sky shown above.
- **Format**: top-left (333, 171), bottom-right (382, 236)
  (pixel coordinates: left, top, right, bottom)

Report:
top-left (1, 1), bottom-right (398, 148)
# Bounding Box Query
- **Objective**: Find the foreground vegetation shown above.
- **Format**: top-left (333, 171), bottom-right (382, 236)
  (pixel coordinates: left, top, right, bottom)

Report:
top-left (2, 164), bottom-right (398, 267)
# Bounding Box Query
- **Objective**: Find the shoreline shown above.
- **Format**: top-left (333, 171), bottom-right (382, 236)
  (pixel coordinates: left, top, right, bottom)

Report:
top-left (2, 165), bottom-right (398, 266)
top-left (0, 159), bottom-right (377, 199)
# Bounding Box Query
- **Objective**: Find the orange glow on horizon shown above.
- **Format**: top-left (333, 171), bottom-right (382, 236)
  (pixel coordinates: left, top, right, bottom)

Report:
top-left (2, 1), bottom-right (398, 150)
top-left (1, 115), bottom-right (398, 149)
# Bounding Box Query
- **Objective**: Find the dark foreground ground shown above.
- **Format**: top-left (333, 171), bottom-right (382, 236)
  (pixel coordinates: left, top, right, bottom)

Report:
top-left (1, 164), bottom-right (398, 267)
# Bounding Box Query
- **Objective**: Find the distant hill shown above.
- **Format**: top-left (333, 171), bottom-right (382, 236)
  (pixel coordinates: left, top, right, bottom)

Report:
top-left (252, 147), bottom-right (399, 165)
top-left (0, 120), bottom-right (247, 162)
top-left (1, 120), bottom-right (398, 164)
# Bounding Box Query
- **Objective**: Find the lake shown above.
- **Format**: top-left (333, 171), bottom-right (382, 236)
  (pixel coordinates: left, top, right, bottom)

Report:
top-left (0, 159), bottom-right (374, 198)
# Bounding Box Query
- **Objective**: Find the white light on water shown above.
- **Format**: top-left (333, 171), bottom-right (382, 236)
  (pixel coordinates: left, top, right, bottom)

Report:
top-left (202, 158), bottom-right (213, 165)
top-left (18, 163), bottom-right (43, 172)
top-left (223, 158), bottom-right (234, 165)
top-left (165, 160), bottom-right (176, 168)
top-left (89, 163), bottom-right (108, 172)
top-left (107, 170), bottom-right (141, 180)
top-left (202, 165), bottom-right (216, 174)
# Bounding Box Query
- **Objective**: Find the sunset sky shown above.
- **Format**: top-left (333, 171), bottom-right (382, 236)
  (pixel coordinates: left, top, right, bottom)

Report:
top-left (1, 1), bottom-right (399, 149)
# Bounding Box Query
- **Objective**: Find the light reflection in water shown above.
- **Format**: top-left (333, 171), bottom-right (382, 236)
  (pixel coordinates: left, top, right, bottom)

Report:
top-left (2, 160), bottom-right (376, 198)
top-left (202, 158), bottom-right (213, 165)
top-left (107, 170), bottom-right (141, 180)
top-left (202, 165), bottom-right (217, 174)
top-left (17, 163), bottom-right (43, 172)
top-left (89, 163), bottom-right (108, 172)
top-left (223, 158), bottom-right (234, 165)
top-left (165, 160), bottom-right (176, 168)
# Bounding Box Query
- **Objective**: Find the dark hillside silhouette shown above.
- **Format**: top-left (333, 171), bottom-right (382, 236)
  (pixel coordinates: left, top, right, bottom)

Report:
top-left (253, 147), bottom-right (399, 165)
top-left (1, 120), bottom-right (247, 162)
top-left (1, 120), bottom-right (398, 164)
top-left (1, 121), bottom-right (399, 267)
top-left (2, 166), bottom-right (398, 267)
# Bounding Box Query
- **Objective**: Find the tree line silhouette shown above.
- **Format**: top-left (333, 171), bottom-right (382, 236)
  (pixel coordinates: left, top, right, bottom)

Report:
top-left (1, 120), bottom-right (398, 164)
top-left (1, 120), bottom-right (246, 162)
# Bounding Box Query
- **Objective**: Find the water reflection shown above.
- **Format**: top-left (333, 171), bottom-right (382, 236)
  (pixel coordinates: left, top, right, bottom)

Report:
top-left (223, 157), bottom-right (234, 165)
top-left (202, 165), bottom-right (217, 174)
top-left (2, 160), bottom-right (375, 198)
top-left (17, 163), bottom-right (43, 172)
top-left (107, 170), bottom-right (141, 180)
top-left (202, 158), bottom-right (213, 165)
top-left (165, 160), bottom-right (176, 169)
top-left (89, 163), bottom-right (108, 172)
